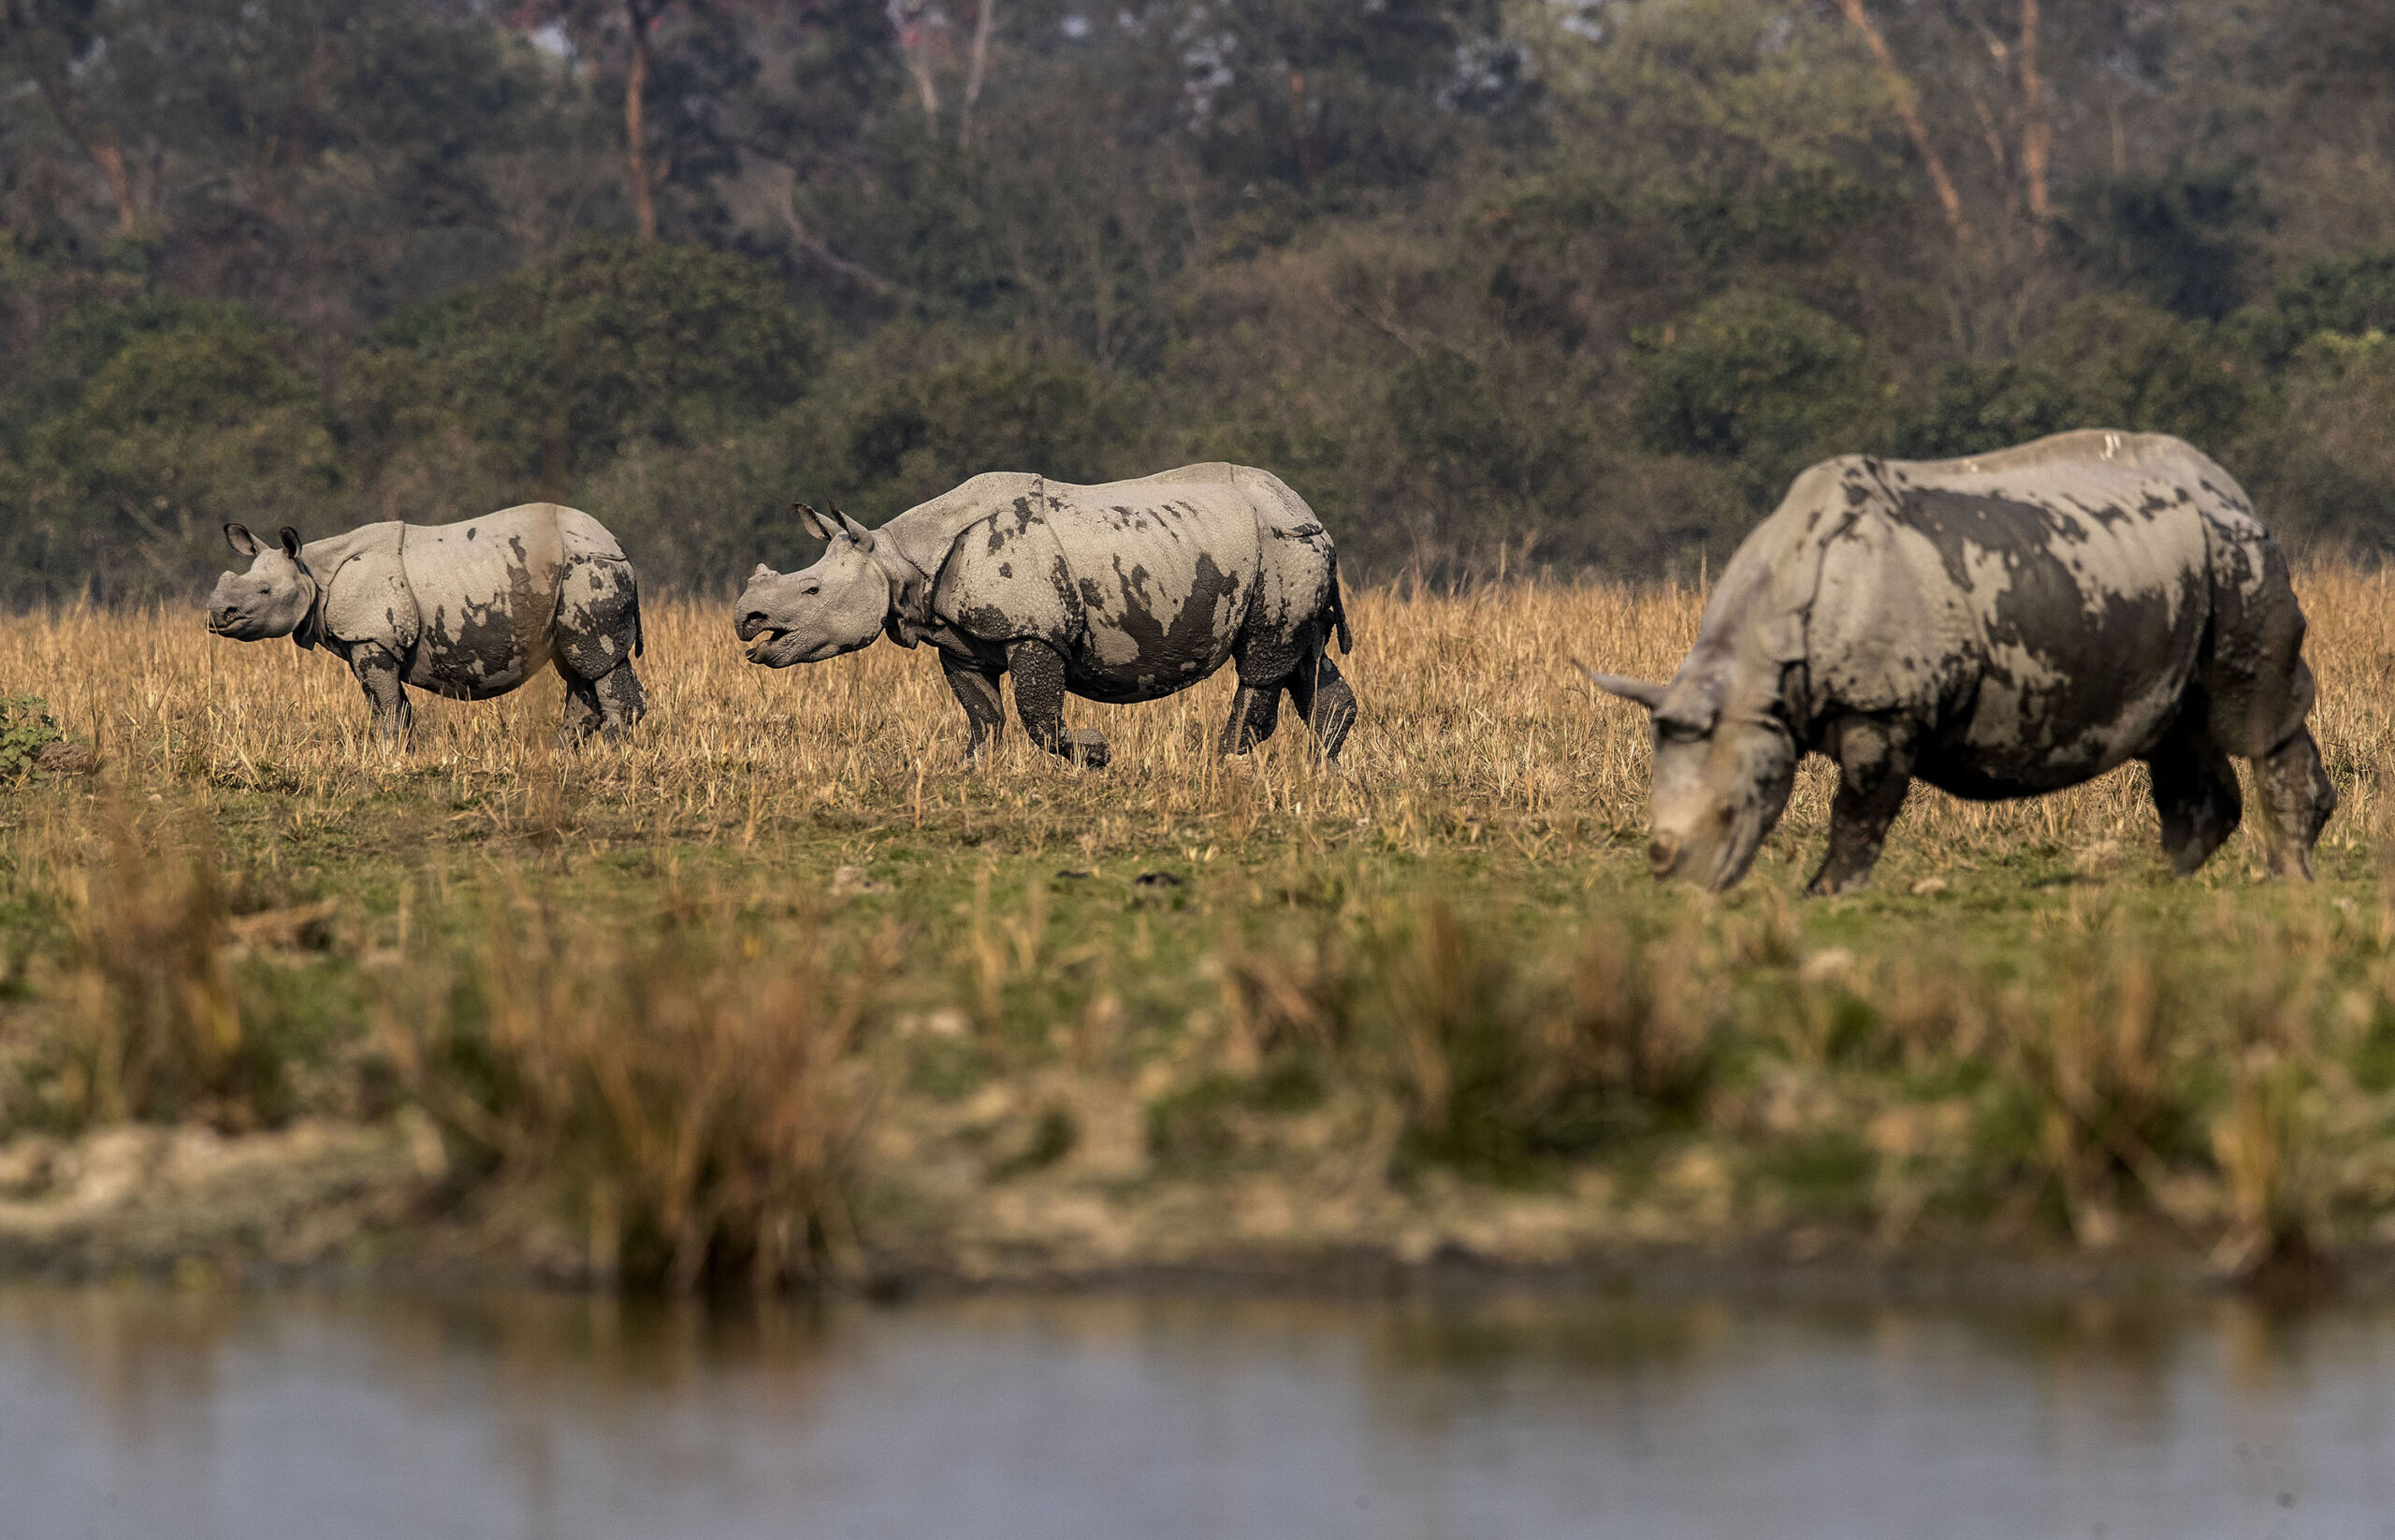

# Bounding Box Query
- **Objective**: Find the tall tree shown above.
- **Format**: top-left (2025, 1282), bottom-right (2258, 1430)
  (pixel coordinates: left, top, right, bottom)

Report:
top-left (1831, 0), bottom-right (1969, 243)
top-left (521, 0), bottom-right (694, 240)
top-left (2019, 0), bottom-right (2051, 252)
top-left (625, 0), bottom-right (666, 239)
top-left (2, 0), bottom-right (140, 232)
top-left (888, 0), bottom-right (941, 123)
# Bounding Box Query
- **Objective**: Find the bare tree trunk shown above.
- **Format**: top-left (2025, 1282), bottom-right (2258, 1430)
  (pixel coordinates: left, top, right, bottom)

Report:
top-left (1833, 0), bottom-right (1972, 244)
top-left (3, 2), bottom-right (135, 230)
top-left (1289, 69), bottom-right (1316, 195)
top-left (19, 61), bottom-right (139, 233)
top-left (960, 0), bottom-right (995, 146)
top-left (625, 0), bottom-right (660, 240)
top-left (2019, 0), bottom-right (2051, 254)
top-left (88, 135), bottom-right (138, 234)
top-left (890, 0), bottom-right (941, 125)
top-left (776, 194), bottom-right (898, 296)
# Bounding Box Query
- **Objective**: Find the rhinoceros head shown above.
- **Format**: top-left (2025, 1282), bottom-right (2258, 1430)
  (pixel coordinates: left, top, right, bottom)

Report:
top-left (1580, 655), bottom-right (1796, 892)
top-left (736, 502), bottom-right (890, 668)
top-left (208, 524), bottom-right (316, 643)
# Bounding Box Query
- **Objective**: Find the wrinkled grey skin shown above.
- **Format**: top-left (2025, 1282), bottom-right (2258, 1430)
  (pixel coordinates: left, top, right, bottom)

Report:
top-left (736, 464), bottom-right (1357, 767)
top-left (1584, 429), bottom-right (2335, 893)
top-left (206, 503), bottom-right (646, 748)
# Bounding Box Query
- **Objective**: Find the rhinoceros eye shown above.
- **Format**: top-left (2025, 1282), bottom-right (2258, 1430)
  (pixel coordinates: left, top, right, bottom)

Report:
top-left (1655, 713), bottom-right (1710, 745)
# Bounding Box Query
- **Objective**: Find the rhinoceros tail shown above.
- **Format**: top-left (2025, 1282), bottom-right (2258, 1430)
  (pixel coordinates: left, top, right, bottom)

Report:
top-left (1328, 558), bottom-right (1353, 656)
top-left (631, 578), bottom-right (645, 658)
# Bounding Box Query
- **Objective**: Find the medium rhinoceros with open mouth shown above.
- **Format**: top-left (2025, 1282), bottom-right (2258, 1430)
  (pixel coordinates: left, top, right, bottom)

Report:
top-left (737, 463), bottom-right (1357, 767)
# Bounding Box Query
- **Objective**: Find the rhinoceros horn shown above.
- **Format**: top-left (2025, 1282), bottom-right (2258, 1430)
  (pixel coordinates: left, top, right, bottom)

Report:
top-left (1572, 660), bottom-right (1666, 711)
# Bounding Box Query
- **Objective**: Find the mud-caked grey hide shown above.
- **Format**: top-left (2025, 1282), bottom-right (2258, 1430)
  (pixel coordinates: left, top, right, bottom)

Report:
top-left (735, 465), bottom-right (1357, 768)
top-left (1581, 429), bottom-right (2336, 893)
top-left (206, 504), bottom-right (646, 748)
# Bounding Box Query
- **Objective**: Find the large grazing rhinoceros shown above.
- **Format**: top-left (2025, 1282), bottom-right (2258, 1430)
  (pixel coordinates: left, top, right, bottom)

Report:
top-left (1582, 429), bottom-right (2336, 893)
top-left (205, 503), bottom-right (646, 747)
top-left (735, 464), bottom-right (1357, 766)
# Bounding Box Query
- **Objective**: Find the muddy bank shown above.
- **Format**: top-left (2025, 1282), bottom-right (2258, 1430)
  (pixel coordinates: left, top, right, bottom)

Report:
top-left (0, 1118), bottom-right (440, 1280)
top-left (0, 1111), bottom-right (2369, 1303)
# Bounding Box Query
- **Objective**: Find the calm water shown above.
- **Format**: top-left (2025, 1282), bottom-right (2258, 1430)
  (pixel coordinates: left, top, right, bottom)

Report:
top-left (4, 1284), bottom-right (2393, 1540)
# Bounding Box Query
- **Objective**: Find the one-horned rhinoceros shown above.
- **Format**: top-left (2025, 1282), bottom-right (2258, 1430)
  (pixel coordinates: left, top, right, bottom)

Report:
top-left (734, 464), bottom-right (1357, 766)
top-left (1581, 429), bottom-right (2336, 893)
top-left (205, 503), bottom-right (646, 747)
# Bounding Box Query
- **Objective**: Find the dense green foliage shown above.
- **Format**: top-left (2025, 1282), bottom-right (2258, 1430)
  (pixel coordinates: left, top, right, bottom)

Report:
top-left (5, 0), bottom-right (2395, 600)
top-left (0, 694), bottom-right (59, 778)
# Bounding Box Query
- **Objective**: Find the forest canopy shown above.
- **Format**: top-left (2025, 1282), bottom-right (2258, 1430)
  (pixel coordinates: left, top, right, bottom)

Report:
top-left (4, 0), bottom-right (2394, 601)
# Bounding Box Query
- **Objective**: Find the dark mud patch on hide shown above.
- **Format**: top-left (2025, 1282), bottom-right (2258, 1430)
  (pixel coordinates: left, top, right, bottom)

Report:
top-left (1896, 489), bottom-right (2203, 791)
top-left (416, 536), bottom-right (542, 701)
top-left (1046, 553), bottom-right (1079, 624)
top-left (1073, 552), bottom-right (1243, 705)
top-left (991, 497), bottom-right (1043, 552)
top-left (2197, 476), bottom-right (2255, 516)
top-left (557, 560), bottom-right (642, 678)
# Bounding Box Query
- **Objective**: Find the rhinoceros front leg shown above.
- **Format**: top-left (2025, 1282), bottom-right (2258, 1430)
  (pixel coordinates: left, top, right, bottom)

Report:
top-left (2254, 726), bottom-right (2336, 880)
top-left (1005, 641), bottom-right (1108, 769)
top-left (941, 652), bottom-right (1007, 762)
top-left (1807, 715), bottom-right (1916, 896)
top-left (1287, 646), bottom-right (1357, 764)
top-left (349, 645), bottom-right (414, 749)
top-left (2147, 724), bottom-right (2243, 876)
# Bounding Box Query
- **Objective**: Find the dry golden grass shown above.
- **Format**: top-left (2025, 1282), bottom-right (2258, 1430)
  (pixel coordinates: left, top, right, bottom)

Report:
top-left (2, 563), bottom-right (2389, 878)
top-left (7, 567), bottom-right (2395, 1286)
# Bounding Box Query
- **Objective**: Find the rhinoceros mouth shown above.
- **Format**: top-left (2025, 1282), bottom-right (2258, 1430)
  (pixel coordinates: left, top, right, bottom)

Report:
top-left (744, 628), bottom-right (798, 666)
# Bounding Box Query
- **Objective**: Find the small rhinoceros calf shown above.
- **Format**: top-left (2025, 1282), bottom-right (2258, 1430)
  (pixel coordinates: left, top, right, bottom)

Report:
top-left (736, 464), bottom-right (1357, 766)
top-left (1583, 429), bottom-right (2335, 893)
top-left (206, 504), bottom-right (646, 748)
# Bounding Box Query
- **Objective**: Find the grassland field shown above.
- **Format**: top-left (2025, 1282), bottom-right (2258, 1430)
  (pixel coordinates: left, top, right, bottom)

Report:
top-left (6, 569), bottom-right (2395, 1293)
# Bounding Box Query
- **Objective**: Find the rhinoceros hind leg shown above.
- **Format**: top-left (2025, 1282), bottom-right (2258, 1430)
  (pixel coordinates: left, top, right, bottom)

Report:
top-left (350, 646), bottom-right (414, 750)
top-left (558, 661), bottom-right (646, 748)
top-left (1286, 647), bottom-right (1356, 764)
top-left (2147, 727), bottom-right (2243, 876)
top-left (559, 676), bottom-right (602, 745)
top-left (2254, 727), bottom-right (2335, 879)
top-left (1218, 684), bottom-right (1284, 756)
top-left (596, 663), bottom-right (646, 734)
top-left (1807, 715), bottom-right (1915, 896)
top-left (942, 652), bottom-right (1007, 762)
top-left (1006, 641), bottom-right (1107, 768)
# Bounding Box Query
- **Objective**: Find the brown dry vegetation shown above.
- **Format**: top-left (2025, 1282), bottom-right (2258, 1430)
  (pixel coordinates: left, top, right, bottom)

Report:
top-left (5, 568), bottom-right (2395, 1289)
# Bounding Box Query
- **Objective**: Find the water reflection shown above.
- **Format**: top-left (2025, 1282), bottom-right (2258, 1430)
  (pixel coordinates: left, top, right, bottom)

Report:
top-left (5, 1285), bottom-right (2394, 1539)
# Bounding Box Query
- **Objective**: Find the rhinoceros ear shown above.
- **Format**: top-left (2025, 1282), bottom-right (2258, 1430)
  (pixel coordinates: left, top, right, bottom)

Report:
top-left (1572, 661), bottom-right (1666, 712)
top-left (791, 501), bottom-right (835, 542)
top-left (831, 502), bottom-right (875, 552)
top-left (278, 527), bottom-right (302, 559)
top-left (225, 523), bottom-right (261, 559)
